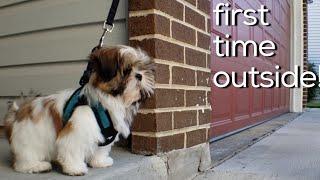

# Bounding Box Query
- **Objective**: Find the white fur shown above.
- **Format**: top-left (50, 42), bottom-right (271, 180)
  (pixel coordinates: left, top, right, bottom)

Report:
top-left (5, 45), bottom-right (154, 176)
top-left (8, 86), bottom-right (132, 175)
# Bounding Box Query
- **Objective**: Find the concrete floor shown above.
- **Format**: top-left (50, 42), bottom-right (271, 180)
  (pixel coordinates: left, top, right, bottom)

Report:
top-left (210, 113), bottom-right (300, 166)
top-left (195, 109), bottom-right (320, 180)
top-left (0, 139), bottom-right (167, 180)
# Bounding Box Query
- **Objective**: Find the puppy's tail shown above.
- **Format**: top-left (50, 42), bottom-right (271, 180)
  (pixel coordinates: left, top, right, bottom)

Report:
top-left (4, 101), bottom-right (18, 124)
top-left (3, 101), bottom-right (19, 141)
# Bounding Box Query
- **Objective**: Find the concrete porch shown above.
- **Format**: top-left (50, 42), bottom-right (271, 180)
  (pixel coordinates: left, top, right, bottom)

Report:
top-left (0, 141), bottom-right (168, 180)
top-left (0, 135), bottom-right (210, 180)
top-left (195, 109), bottom-right (320, 180)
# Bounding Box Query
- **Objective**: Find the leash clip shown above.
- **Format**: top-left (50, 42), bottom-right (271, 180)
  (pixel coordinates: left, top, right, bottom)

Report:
top-left (103, 20), bottom-right (114, 32)
top-left (99, 21), bottom-right (114, 47)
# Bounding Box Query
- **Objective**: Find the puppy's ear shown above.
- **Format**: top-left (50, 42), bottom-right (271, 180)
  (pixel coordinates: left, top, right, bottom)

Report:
top-left (90, 48), bottom-right (120, 82)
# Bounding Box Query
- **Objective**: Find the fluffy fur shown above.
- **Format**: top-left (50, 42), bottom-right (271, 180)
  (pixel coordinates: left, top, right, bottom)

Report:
top-left (4, 45), bottom-right (155, 176)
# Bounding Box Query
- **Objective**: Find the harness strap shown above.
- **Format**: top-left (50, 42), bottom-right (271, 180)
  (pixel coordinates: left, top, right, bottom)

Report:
top-left (63, 87), bottom-right (83, 124)
top-left (63, 87), bottom-right (118, 146)
top-left (91, 105), bottom-right (118, 146)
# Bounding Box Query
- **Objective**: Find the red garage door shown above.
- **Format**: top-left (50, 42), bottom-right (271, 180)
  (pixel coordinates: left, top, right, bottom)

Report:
top-left (210, 0), bottom-right (291, 138)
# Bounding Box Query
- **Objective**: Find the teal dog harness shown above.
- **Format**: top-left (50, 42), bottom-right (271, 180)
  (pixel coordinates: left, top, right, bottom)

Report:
top-left (63, 87), bottom-right (118, 146)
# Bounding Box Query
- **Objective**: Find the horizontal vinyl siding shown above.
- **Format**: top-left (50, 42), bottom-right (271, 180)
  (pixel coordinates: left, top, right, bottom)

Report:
top-left (308, 1), bottom-right (320, 68)
top-left (0, 0), bottom-right (128, 124)
top-left (0, 0), bottom-right (28, 7)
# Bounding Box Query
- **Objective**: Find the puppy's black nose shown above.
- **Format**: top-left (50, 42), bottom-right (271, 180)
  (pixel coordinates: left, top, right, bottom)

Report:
top-left (135, 73), bottom-right (142, 81)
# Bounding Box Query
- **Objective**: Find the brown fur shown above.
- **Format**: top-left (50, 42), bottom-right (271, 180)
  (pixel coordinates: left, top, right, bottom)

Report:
top-left (49, 105), bottom-right (63, 135)
top-left (15, 100), bottom-right (33, 122)
top-left (15, 99), bottom-right (43, 123)
top-left (4, 124), bottom-right (12, 144)
top-left (57, 122), bottom-right (73, 139)
top-left (90, 47), bottom-right (133, 96)
top-left (43, 98), bottom-right (63, 135)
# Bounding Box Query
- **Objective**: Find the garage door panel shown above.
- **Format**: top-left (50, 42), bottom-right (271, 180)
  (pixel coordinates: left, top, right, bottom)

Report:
top-left (211, 0), bottom-right (291, 138)
top-left (265, 3), bottom-right (273, 24)
top-left (274, 0), bottom-right (281, 23)
top-left (264, 88), bottom-right (273, 112)
top-left (236, 15), bottom-right (251, 41)
top-left (280, 6), bottom-right (287, 30)
top-left (281, 88), bottom-right (287, 108)
top-left (273, 88), bottom-right (280, 109)
top-left (246, 0), bottom-right (260, 10)
top-left (211, 0), bottom-right (232, 35)
top-left (253, 25), bottom-right (264, 43)
top-left (212, 86), bottom-right (233, 121)
top-left (273, 40), bottom-right (281, 65)
top-left (234, 87), bottom-right (250, 120)
top-left (253, 88), bottom-right (263, 114)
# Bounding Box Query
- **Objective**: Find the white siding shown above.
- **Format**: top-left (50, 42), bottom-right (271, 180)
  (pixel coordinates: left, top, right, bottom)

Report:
top-left (308, 0), bottom-right (320, 70)
top-left (0, 0), bottom-right (128, 124)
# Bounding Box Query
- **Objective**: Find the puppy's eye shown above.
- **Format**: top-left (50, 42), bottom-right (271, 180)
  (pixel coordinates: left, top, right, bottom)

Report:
top-left (123, 68), bottom-right (132, 76)
top-left (135, 73), bottom-right (142, 81)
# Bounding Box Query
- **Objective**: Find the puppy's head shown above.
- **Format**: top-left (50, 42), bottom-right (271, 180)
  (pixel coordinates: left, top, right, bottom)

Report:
top-left (89, 46), bottom-right (155, 107)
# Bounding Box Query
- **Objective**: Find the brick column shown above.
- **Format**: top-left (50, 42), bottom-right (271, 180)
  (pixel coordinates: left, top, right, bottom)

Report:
top-left (128, 0), bottom-right (211, 155)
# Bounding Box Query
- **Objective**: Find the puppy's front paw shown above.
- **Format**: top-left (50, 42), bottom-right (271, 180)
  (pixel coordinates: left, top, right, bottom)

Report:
top-left (89, 157), bottom-right (113, 168)
top-left (62, 163), bottom-right (88, 176)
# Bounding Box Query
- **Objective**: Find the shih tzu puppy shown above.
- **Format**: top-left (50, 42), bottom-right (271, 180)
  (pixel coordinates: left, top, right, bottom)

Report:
top-left (4, 45), bottom-right (155, 176)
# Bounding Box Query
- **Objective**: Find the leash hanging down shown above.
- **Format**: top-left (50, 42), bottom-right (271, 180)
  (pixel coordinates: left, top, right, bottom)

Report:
top-left (79, 0), bottom-right (120, 87)
top-left (64, 0), bottom-right (121, 147)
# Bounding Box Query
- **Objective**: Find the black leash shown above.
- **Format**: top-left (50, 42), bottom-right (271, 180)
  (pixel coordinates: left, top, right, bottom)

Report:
top-left (73, 0), bottom-right (120, 146)
top-left (79, 0), bottom-right (120, 86)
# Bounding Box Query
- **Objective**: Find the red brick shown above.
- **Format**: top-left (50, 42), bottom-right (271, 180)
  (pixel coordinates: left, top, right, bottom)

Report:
top-left (158, 133), bottom-right (185, 152)
top-left (206, 53), bottom-right (211, 69)
top-left (141, 89), bottom-right (185, 109)
top-left (132, 133), bottom-right (185, 154)
top-left (197, 0), bottom-right (210, 14)
top-left (197, 71), bottom-right (211, 87)
top-left (140, 94), bottom-right (156, 109)
top-left (186, 129), bottom-right (207, 147)
top-left (132, 113), bottom-right (172, 132)
top-left (172, 21), bottom-right (196, 45)
top-left (155, 63), bottom-right (170, 84)
top-left (132, 135), bottom-right (157, 155)
top-left (174, 111), bottom-right (197, 129)
top-left (130, 39), bottom-right (184, 63)
top-left (156, 0), bottom-right (184, 20)
top-left (129, 14), bottom-right (170, 37)
top-left (197, 31), bottom-right (211, 50)
top-left (156, 113), bottom-right (173, 131)
top-left (185, 6), bottom-right (206, 30)
top-left (172, 67), bottom-right (195, 86)
top-left (185, 48), bottom-right (206, 67)
top-left (207, 18), bottom-right (211, 33)
top-left (129, 0), bottom-right (155, 11)
top-left (198, 109), bottom-right (211, 125)
top-left (129, 0), bottom-right (183, 20)
top-left (186, 0), bottom-right (197, 6)
top-left (207, 91), bottom-right (211, 105)
top-left (186, 90), bottom-right (206, 106)
top-left (155, 89), bottom-right (185, 108)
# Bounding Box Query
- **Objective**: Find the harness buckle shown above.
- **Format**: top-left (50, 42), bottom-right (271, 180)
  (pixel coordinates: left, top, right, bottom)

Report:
top-left (99, 21), bottom-right (114, 47)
